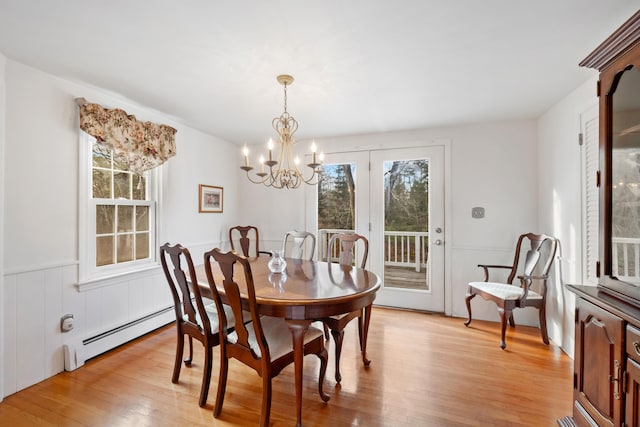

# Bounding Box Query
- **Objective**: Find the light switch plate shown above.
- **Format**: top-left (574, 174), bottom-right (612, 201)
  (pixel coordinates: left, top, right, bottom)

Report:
top-left (472, 207), bottom-right (485, 219)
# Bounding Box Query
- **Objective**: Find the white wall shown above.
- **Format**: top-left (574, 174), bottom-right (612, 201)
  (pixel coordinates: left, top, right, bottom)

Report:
top-left (238, 121), bottom-right (547, 329)
top-left (2, 59), bottom-right (239, 397)
top-left (538, 75), bottom-right (600, 357)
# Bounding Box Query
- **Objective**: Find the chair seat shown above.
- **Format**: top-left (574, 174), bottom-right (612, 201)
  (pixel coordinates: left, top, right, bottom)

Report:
top-left (208, 304), bottom-right (253, 325)
top-left (228, 316), bottom-right (325, 360)
top-left (186, 304), bottom-right (251, 333)
top-left (469, 281), bottom-right (542, 300)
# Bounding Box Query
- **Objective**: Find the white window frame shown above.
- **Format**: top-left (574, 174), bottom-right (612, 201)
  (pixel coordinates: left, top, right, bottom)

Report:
top-left (78, 132), bottom-right (160, 285)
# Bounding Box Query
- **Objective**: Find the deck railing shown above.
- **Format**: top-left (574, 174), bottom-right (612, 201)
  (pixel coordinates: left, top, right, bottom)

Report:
top-left (384, 231), bottom-right (429, 272)
top-left (613, 237), bottom-right (640, 281)
top-left (318, 229), bottom-right (429, 271)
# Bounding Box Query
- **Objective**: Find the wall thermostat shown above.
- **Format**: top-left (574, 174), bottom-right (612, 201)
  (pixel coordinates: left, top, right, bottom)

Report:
top-left (472, 207), bottom-right (485, 219)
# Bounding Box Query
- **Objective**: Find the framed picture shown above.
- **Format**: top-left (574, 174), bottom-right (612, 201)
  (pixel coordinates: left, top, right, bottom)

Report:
top-left (199, 184), bottom-right (223, 213)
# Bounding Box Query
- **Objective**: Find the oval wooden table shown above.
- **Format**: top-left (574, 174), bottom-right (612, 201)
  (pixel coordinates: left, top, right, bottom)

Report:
top-left (195, 255), bottom-right (381, 426)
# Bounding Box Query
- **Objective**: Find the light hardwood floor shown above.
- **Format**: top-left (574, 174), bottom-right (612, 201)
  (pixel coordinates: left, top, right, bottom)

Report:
top-left (0, 307), bottom-right (573, 426)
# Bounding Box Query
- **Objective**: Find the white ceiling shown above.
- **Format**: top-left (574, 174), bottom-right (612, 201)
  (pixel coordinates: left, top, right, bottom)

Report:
top-left (0, 1), bottom-right (637, 145)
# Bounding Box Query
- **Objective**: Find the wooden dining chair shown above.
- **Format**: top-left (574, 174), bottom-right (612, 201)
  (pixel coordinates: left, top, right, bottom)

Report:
top-left (229, 225), bottom-right (271, 257)
top-left (282, 230), bottom-right (316, 260)
top-left (160, 243), bottom-right (234, 407)
top-left (321, 232), bottom-right (372, 383)
top-left (203, 248), bottom-right (329, 427)
top-left (464, 232), bottom-right (558, 349)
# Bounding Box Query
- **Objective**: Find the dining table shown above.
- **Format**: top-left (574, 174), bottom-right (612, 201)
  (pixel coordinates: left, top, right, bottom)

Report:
top-left (194, 254), bottom-right (381, 427)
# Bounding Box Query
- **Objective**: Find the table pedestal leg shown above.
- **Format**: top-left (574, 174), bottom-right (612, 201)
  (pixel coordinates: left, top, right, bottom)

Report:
top-left (285, 319), bottom-right (312, 427)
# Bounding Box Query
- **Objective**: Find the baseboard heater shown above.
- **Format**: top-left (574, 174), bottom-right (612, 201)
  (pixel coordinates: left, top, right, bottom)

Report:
top-left (64, 306), bottom-right (174, 371)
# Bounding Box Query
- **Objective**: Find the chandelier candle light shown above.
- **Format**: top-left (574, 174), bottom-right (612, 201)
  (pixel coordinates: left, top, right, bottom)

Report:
top-left (240, 74), bottom-right (323, 189)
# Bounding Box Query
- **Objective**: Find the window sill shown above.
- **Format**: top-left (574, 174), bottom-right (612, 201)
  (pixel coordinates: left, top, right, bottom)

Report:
top-left (76, 264), bottom-right (162, 292)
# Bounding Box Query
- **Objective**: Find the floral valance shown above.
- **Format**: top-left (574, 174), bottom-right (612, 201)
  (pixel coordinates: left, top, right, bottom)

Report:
top-left (76, 98), bottom-right (177, 174)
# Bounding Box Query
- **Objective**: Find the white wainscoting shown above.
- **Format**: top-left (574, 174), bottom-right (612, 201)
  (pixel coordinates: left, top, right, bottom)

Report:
top-left (2, 260), bottom-right (173, 397)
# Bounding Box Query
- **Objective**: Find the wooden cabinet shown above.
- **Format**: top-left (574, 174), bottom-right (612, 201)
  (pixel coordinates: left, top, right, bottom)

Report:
top-left (625, 326), bottom-right (640, 426)
top-left (625, 358), bottom-right (640, 427)
top-left (574, 298), bottom-right (624, 427)
top-left (568, 287), bottom-right (640, 427)
top-left (569, 10), bottom-right (640, 427)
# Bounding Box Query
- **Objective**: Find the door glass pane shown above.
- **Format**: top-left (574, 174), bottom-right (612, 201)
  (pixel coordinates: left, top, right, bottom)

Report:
top-left (383, 159), bottom-right (429, 290)
top-left (317, 163), bottom-right (356, 262)
top-left (611, 68), bottom-right (640, 284)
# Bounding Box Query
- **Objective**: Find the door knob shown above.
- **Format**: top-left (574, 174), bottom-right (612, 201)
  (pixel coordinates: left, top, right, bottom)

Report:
top-left (434, 239), bottom-right (443, 246)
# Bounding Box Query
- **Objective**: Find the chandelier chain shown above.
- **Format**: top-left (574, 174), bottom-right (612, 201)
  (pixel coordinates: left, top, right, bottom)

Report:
top-left (283, 82), bottom-right (288, 113)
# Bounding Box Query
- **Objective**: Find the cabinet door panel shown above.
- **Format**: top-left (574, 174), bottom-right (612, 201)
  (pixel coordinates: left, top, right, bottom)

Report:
top-left (626, 358), bottom-right (640, 427)
top-left (575, 299), bottom-right (624, 427)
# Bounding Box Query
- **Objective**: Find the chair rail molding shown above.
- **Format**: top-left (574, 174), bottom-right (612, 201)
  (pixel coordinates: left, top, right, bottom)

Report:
top-left (3, 259), bottom-right (78, 276)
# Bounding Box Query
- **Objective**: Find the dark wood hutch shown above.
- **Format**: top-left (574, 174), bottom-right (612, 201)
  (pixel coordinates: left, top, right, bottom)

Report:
top-left (569, 10), bottom-right (640, 427)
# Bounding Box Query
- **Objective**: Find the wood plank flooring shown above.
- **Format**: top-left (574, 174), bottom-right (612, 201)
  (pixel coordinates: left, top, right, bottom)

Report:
top-left (0, 307), bottom-right (573, 426)
top-left (383, 266), bottom-right (427, 290)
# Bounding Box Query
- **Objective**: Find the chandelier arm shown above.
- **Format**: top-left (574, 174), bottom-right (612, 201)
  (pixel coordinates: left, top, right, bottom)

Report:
top-left (243, 170), bottom-right (270, 185)
top-left (301, 167), bottom-right (323, 185)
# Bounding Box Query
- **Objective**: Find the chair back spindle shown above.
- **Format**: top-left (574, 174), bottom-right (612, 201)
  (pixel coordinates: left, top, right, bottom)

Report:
top-left (283, 230), bottom-right (316, 260)
top-left (229, 225), bottom-right (271, 257)
top-left (327, 232), bottom-right (368, 268)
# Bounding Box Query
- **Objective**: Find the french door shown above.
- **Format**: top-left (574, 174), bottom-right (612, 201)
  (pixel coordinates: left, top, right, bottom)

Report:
top-left (306, 146), bottom-right (445, 312)
top-left (370, 147), bottom-right (444, 312)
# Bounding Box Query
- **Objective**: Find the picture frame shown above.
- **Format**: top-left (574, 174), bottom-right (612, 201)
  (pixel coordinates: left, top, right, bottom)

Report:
top-left (199, 184), bottom-right (223, 213)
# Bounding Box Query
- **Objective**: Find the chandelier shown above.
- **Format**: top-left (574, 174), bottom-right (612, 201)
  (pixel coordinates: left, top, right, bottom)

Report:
top-left (240, 74), bottom-right (323, 189)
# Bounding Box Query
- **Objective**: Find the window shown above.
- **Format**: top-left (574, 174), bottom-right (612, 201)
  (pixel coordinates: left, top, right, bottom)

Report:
top-left (79, 134), bottom-right (158, 282)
